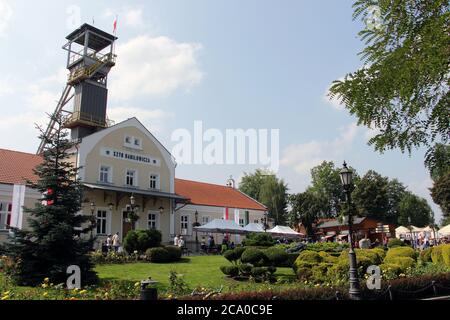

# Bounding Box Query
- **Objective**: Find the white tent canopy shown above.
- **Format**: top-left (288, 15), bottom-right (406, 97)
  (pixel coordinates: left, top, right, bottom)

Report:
top-left (395, 226), bottom-right (411, 238)
top-left (193, 219), bottom-right (246, 234)
top-left (439, 224), bottom-right (450, 236)
top-left (242, 223), bottom-right (265, 233)
top-left (268, 225), bottom-right (304, 238)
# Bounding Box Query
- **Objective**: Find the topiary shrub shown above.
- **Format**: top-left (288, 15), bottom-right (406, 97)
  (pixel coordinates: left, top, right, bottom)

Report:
top-left (383, 257), bottom-right (416, 271)
top-left (385, 246), bottom-right (416, 261)
top-left (242, 233), bottom-right (275, 247)
top-left (123, 229), bottom-right (162, 253)
top-left (223, 249), bottom-right (240, 264)
top-left (419, 247), bottom-right (433, 263)
top-left (431, 245), bottom-right (444, 264)
top-left (241, 248), bottom-right (267, 266)
top-left (238, 263), bottom-right (253, 276)
top-left (387, 238), bottom-right (405, 248)
top-left (145, 246), bottom-right (182, 263)
top-left (296, 250), bottom-right (323, 264)
top-left (250, 267), bottom-right (277, 282)
top-left (379, 263), bottom-right (403, 279)
top-left (263, 247), bottom-right (289, 267)
top-left (442, 244), bottom-right (450, 267)
top-left (165, 245), bottom-right (182, 261)
top-left (318, 251), bottom-right (338, 263)
top-left (311, 263), bottom-right (333, 283)
top-left (146, 247), bottom-right (169, 263)
top-left (220, 266), bottom-right (239, 278)
top-left (372, 247), bottom-right (386, 260)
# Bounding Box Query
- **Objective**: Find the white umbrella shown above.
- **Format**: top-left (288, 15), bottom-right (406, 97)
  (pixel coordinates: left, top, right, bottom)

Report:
top-left (242, 223), bottom-right (265, 233)
top-left (193, 219), bottom-right (246, 234)
top-left (268, 225), bottom-right (304, 238)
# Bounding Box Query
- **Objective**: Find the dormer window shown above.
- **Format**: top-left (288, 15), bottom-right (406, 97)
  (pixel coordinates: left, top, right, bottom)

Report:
top-left (124, 135), bottom-right (142, 150)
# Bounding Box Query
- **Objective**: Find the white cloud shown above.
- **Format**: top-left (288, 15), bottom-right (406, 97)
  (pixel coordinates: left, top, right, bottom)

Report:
top-left (0, 79), bottom-right (15, 96)
top-left (124, 9), bottom-right (143, 27)
top-left (0, 0), bottom-right (12, 37)
top-left (110, 35), bottom-right (203, 100)
top-left (281, 122), bottom-right (359, 175)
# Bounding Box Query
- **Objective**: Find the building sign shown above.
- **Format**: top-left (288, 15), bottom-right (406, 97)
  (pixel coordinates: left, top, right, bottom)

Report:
top-left (101, 147), bottom-right (160, 167)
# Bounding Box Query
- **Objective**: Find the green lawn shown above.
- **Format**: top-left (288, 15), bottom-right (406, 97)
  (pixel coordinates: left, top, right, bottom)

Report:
top-left (95, 255), bottom-right (297, 293)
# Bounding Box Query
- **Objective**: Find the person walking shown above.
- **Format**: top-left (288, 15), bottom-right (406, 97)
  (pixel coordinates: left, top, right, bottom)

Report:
top-left (112, 232), bottom-right (120, 252)
top-left (174, 234), bottom-right (180, 247)
top-left (106, 234), bottom-right (112, 252)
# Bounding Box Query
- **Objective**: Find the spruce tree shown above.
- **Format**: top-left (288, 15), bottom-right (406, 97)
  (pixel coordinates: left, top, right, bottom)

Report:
top-left (4, 114), bottom-right (98, 286)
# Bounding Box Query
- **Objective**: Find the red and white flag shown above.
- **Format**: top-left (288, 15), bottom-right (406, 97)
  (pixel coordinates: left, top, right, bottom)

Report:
top-left (113, 16), bottom-right (118, 34)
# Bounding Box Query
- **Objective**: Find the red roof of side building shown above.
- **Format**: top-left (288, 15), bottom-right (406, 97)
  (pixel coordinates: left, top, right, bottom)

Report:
top-left (175, 178), bottom-right (267, 211)
top-left (0, 149), bottom-right (42, 185)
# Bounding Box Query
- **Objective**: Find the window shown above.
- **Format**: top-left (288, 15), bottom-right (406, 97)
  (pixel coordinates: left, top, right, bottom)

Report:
top-left (125, 136), bottom-right (132, 144)
top-left (148, 213), bottom-right (157, 230)
top-left (239, 218), bottom-right (245, 227)
top-left (244, 211), bottom-right (250, 225)
top-left (201, 216), bottom-right (209, 225)
top-left (0, 202), bottom-right (12, 230)
top-left (99, 165), bottom-right (111, 183)
top-left (181, 215), bottom-right (189, 235)
top-left (96, 210), bottom-right (107, 235)
top-left (126, 169), bottom-right (136, 186)
top-left (134, 138), bottom-right (141, 147)
top-left (149, 174), bottom-right (159, 189)
top-left (254, 219), bottom-right (259, 224)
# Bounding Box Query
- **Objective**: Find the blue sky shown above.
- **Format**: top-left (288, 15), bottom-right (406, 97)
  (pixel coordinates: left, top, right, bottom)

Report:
top-left (0, 0), bottom-right (442, 221)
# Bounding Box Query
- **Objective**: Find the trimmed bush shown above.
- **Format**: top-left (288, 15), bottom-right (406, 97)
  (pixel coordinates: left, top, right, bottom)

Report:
top-left (318, 251), bottom-right (338, 263)
top-left (250, 267), bottom-right (277, 282)
top-left (123, 229), bottom-right (162, 253)
top-left (145, 246), bottom-right (182, 263)
top-left (242, 233), bottom-right (275, 247)
top-left (372, 247), bottom-right (386, 260)
top-left (442, 244), bottom-right (450, 267)
top-left (385, 246), bottom-right (416, 261)
top-left (241, 248), bottom-right (267, 266)
top-left (238, 263), bottom-right (253, 276)
top-left (306, 242), bottom-right (349, 253)
top-left (264, 247), bottom-right (289, 267)
top-left (387, 238), bottom-right (405, 248)
top-left (165, 245), bottom-right (182, 261)
top-left (419, 247), bottom-right (433, 263)
top-left (431, 245), bottom-right (444, 264)
top-left (311, 263), bottom-right (334, 283)
top-left (296, 250), bottom-right (322, 263)
top-left (384, 257), bottom-right (416, 271)
top-left (220, 266), bottom-right (239, 278)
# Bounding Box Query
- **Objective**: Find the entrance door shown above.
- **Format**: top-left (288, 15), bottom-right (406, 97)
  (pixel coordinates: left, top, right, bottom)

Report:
top-left (122, 211), bottom-right (133, 239)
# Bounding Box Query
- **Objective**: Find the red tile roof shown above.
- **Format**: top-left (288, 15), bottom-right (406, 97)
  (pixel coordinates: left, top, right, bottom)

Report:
top-left (0, 149), bottom-right (42, 185)
top-left (175, 178), bottom-right (267, 211)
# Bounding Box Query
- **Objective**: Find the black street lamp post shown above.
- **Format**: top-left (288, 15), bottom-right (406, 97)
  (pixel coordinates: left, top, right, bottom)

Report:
top-left (340, 161), bottom-right (361, 300)
top-left (194, 211), bottom-right (199, 252)
top-left (90, 201), bottom-right (96, 240)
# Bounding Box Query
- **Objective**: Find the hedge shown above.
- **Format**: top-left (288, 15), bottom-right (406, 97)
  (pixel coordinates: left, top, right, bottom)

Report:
top-left (182, 273), bottom-right (450, 300)
top-left (385, 246), bottom-right (416, 261)
top-left (383, 257), bottom-right (416, 271)
top-left (419, 247), bottom-right (433, 263)
top-left (145, 246), bottom-right (182, 263)
top-left (242, 233), bottom-right (275, 247)
top-left (387, 238), bottom-right (405, 248)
